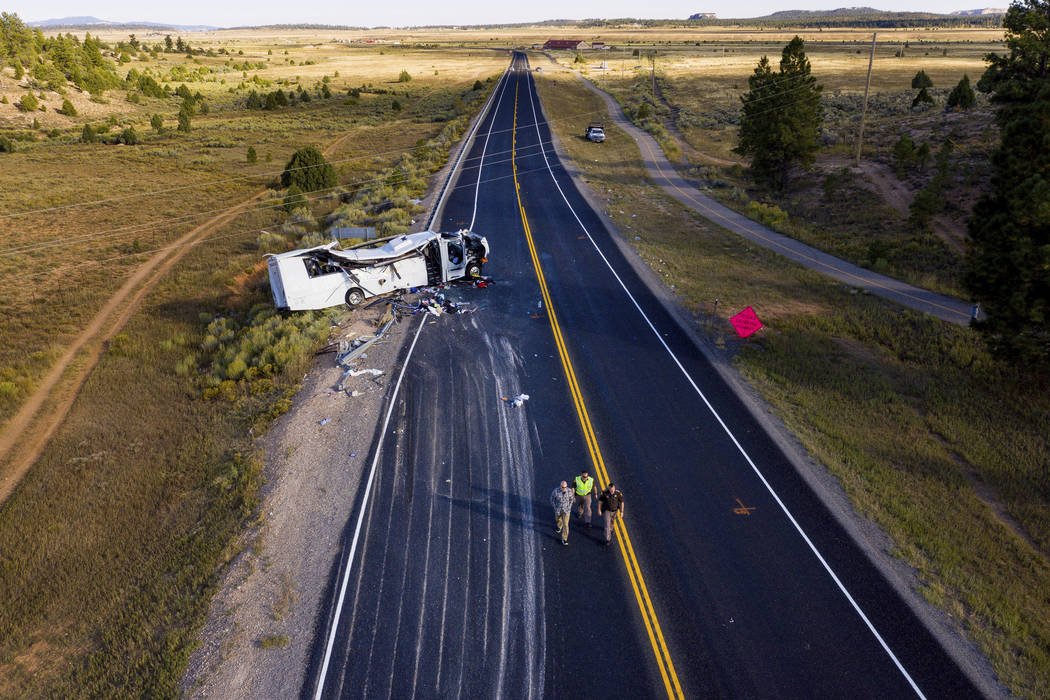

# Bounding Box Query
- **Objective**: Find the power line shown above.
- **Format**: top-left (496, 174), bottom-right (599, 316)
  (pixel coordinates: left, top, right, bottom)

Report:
top-left (0, 159), bottom-right (570, 288)
top-left (0, 136), bottom-right (563, 259)
top-left (0, 106), bottom-right (607, 223)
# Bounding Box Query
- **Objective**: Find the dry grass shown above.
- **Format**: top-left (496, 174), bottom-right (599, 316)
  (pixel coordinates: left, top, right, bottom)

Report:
top-left (534, 65), bottom-right (1050, 700)
top-left (0, 37), bottom-right (503, 696)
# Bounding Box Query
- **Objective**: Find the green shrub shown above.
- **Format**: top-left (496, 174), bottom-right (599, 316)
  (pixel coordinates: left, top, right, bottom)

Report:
top-left (0, 134), bottom-right (13, 153)
top-left (150, 114), bottom-right (164, 133)
top-left (81, 124), bottom-right (98, 143)
top-left (18, 93), bottom-right (38, 112)
top-left (119, 127), bottom-right (139, 145)
top-left (398, 69), bottom-right (411, 82)
top-left (247, 145), bottom-right (257, 163)
top-left (59, 98), bottom-right (77, 116)
top-left (746, 201), bottom-right (790, 231)
top-left (283, 184), bottom-right (308, 212)
top-left (281, 146), bottom-right (336, 193)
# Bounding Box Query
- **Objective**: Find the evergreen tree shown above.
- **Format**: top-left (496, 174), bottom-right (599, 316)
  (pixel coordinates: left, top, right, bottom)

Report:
top-left (18, 92), bottom-right (38, 112)
top-left (281, 146), bottom-right (336, 192)
top-left (911, 69), bottom-right (933, 88)
top-left (965, 0), bottom-right (1050, 364)
top-left (164, 35), bottom-right (173, 52)
top-left (247, 146), bottom-right (257, 164)
top-left (59, 98), bottom-right (76, 116)
top-left (81, 123), bottom-right (98, 143)
top-left (0, 134), bottom-right (14, 152)
top-left (892, 132), bottom-right (917, 175)
top-left (150, 114), bottom-right (163, 133)
top-left (911, 87), bottom-right (934, 108)
top-left (283, 184), bottom-right (307, 212)
top-left (947, 74), bottom-right (976, 110)
top-left (177, 107), bottom-right (191, 133)
top-left (735, 36), bottom-right (823, 190)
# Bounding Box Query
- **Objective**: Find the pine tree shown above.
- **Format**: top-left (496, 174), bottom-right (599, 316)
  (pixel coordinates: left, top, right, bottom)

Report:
top-left (59, 98), bottom-right (77, 116)
top-left (247, 146), bottom-right (257, 164)
top-left (150, 114), bottom-right (163, 133)
top-left (965, 0), bottom-right (1050, 364)
top-left (81, 123), bottom-right (98, 143)
top-left (911, 70), bottom-right (933, 89)
top-left (735, 36), bottom-right (823, 190)
top-left (281, 146), bottom-right (336, 192)
top-left (947, 74), bottom-right (976, 110)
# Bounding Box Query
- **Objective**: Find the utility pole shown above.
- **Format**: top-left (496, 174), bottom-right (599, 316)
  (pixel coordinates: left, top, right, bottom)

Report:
top-left (855, 32), bottom-right (877, 167)
top-left (649, 49), bottom-right (657, 101)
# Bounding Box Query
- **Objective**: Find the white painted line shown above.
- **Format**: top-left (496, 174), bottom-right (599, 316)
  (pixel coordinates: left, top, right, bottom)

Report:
top-left (470, 69), bottom-right (512, 232)
top-left (314, 313), bottom-right (427, 700)
top-left (522, 64), bottom-right (927, 700)
top-left (314, 62), bottom-right (511, 699)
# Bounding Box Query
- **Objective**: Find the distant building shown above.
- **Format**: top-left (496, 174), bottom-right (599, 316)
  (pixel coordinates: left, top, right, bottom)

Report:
top-left (543, 39), bottom-right (588, 51)
top-left (591, 41), bottom-right (606, 50)
top-left (689, 12), bottom-right (717, 19)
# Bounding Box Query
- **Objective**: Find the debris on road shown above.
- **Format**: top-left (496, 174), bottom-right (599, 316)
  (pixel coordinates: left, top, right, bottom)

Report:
top-left (503, 393), bottom-right (530, 407)
top-left (318, 418), bottom-right (331, 426)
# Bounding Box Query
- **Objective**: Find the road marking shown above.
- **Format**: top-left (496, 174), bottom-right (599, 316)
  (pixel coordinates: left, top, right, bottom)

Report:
top-left (510, 73), bottom-right (685, 700)
top-left (733, 499), bottom-right (756, 516)
top-left (313, 313), bottom-right (427, 700)
top-left (523, 62), bottom-right (927, 699)
top-left (314, 63), bottom-right (512, 700)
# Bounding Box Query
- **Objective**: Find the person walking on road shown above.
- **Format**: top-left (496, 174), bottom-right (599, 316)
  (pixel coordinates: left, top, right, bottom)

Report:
top-left (597, 483), bottom-right (625, 547)
top-left (550, 481), bottom-right (574, 546)
top-left (573, 469), bottom-right (597, 528)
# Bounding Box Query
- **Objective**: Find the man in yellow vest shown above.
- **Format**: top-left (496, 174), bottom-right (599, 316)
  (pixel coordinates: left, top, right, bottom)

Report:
top-left (573, 469), bottom-right (596, 528)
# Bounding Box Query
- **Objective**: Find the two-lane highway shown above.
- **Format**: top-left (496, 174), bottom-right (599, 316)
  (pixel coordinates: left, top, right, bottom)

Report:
top-left (307, 54), bottom-right (982, 699)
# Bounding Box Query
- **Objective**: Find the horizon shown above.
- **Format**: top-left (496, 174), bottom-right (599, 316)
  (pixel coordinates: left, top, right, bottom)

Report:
top-left (12, 2), bottom-right (1009, 30)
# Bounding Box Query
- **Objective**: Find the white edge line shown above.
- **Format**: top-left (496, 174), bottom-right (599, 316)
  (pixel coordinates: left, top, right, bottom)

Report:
top-left (314, 59), bottom-right (512, 700)
top-left (314, 313), bottom-right (427, 700)
top-left (427, 63), bottom-right (512, 232)
top-left (470, 69), bottom-right (512, 231)
top-left (522, 60), bottom-right (927, 700)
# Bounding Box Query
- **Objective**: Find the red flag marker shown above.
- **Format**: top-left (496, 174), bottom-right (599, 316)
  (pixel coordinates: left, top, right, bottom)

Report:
top-left (730, 306), bottom-right (763, 338)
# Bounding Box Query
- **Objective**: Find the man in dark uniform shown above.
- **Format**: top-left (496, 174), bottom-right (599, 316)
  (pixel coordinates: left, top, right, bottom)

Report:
top-left (597, 483), bottom-right (625, 547)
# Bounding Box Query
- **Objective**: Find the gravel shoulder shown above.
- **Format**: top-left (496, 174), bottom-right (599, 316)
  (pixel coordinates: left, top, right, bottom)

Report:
top-left (181, 310), bottom-right (412, 698)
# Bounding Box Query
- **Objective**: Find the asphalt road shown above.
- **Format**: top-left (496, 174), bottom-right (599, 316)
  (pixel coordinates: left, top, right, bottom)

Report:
top-left (307, 54), bottom-right (984, 700)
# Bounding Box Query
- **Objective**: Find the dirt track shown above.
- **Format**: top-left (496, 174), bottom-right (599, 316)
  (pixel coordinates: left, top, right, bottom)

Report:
top-left (0, 102), bottom-right (437, 506)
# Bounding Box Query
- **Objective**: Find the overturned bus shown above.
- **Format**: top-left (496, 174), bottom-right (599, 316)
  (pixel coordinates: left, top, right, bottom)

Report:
top-left (266, 229), bottom-right (488, 311)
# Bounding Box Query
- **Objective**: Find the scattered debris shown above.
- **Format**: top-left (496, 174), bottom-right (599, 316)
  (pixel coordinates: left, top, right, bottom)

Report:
top-left (503, 393), bottom-right (530, 407)
top-left (345, 368), bottom-right (383, 377)
top-left (318, 418), bottom-right (331, 426)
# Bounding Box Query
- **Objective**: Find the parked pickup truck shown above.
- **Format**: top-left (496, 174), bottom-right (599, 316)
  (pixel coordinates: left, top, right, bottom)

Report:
top-left (267, 229), bottom-right (489, 310)
top-left (585, 122), bottom-right (606, 142)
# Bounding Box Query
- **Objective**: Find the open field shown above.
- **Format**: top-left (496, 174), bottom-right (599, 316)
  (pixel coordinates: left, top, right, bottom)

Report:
top-left (564, 34), bottom-right (1000, 296)
top-left (532, 59), bottom-right (1050, 699)
top-left (0, 33), bottom-right (503, 695)
top-left (0, 20), bottom-right (1039, 696)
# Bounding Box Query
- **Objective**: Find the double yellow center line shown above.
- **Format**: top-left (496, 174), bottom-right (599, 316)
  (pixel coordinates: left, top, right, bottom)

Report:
top-left (510, 76), bottom-right (684, 700)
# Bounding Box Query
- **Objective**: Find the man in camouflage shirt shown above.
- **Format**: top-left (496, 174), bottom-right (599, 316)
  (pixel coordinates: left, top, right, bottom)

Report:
top-left (550, 480), bottom-right (575, 546)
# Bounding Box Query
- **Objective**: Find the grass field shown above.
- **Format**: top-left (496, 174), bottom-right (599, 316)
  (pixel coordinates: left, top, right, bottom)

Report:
top-left (0, 36), bottom-right (504, 695)
top-left (569, 35), bottom-right (1000, 296)
top-left (532, 59), bottom-right (1050, 700)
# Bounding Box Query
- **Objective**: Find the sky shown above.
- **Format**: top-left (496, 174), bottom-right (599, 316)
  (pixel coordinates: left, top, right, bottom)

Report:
top-left (10, 1), bottom-right (1000, 28)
